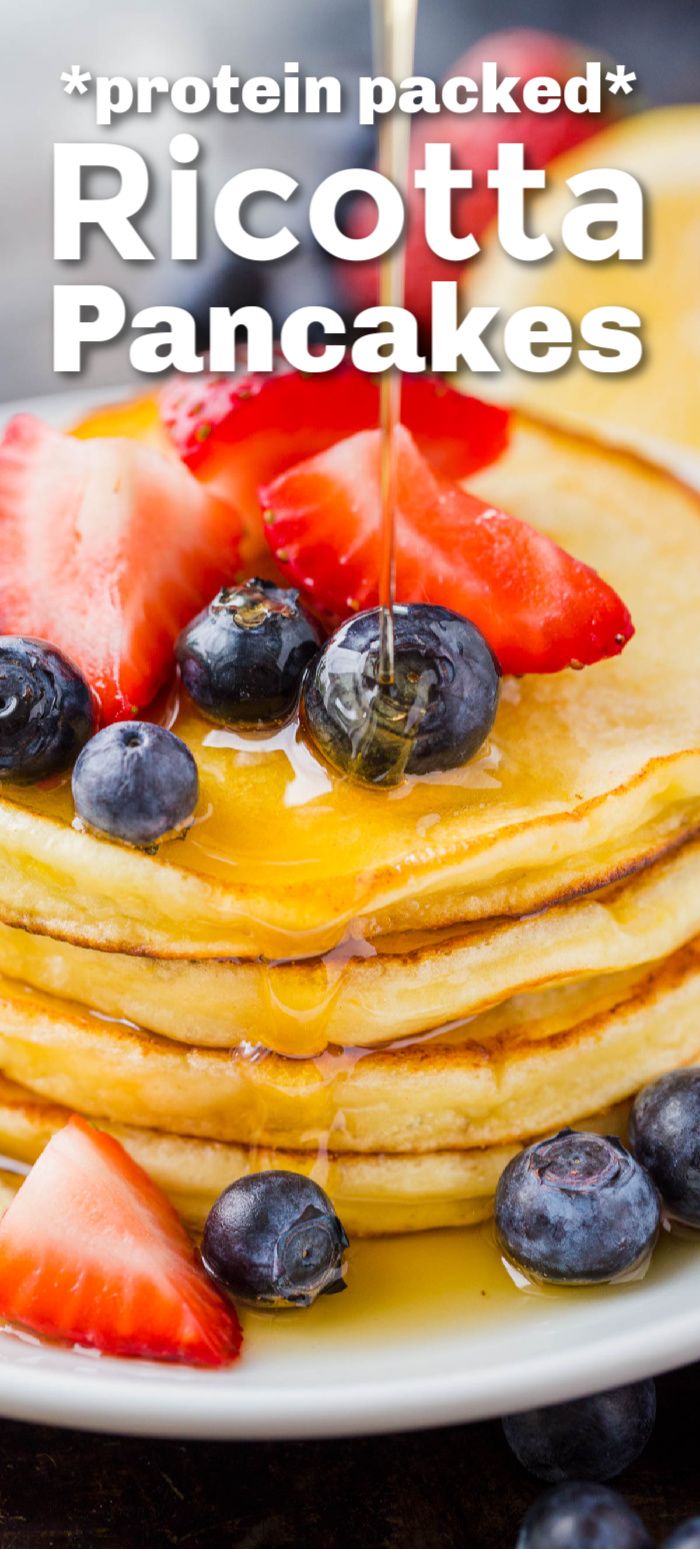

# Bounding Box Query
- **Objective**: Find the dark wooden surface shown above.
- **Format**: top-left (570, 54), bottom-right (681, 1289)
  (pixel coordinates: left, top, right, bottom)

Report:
top-left (0, 1359), bottom-right (695, 1547)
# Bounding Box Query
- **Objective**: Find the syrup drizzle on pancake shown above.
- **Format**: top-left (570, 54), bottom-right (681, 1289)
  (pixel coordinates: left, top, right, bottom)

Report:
top-left (373, 0), bottom-right (419, 685)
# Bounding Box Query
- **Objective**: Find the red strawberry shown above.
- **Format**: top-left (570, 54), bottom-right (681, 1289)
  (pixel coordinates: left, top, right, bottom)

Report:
top-left (261, 426), bottom-right (633, 675)
top-left (342, 28), bottom-right (631, 326)
top-left (159, 367), bottom-right (510, 534)
top-left (0, 1116), bottom-right (241, 1366)
top-left (0, 415), bottom-right (242, 723)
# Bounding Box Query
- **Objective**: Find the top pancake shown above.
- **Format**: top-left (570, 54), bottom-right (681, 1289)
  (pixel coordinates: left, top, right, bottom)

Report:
top-left (0, 417), bottom-right (698, 960)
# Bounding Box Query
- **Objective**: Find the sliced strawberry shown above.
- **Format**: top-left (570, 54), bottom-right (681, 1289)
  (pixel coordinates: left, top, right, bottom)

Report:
top-left (0, 1116), bottom-right (241, 1366)
top-left (159, 367), bottom-right (510, 527)
top-left (0, 415), bottom-right (242, 723)
top-left (261, 427), bottom-right (634, 675)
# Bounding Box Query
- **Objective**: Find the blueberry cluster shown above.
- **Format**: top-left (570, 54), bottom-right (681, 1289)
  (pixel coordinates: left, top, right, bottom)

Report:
top-left (176, 579), bottom-right (322, 730)
top-left (495, 1129), bottom-right (660, 1286)
top-left (517, 1482), bottom-right (651, 1549)
top-left (301, 604), bottom-right (500, 787)
top-left (202, 1171), bottom-right (348, 1307)
top-left (0, 594), bottom-right (502, 846)
top-left (503, 1380), bottom-right (656, 1484)
top-left (507, 1384), bottom-right (700, 1547)
top-left (495, 1072), bottom-right (700, 1292)
top-left (0, 637), bottom-right (93, 782)
top-left (496, 1081), bottom-right (700, 1546)
top-left (629, 1071), bottom-right (700, 1228)
top-left (176, 587), bottom-right (500, 787)
top-left (72, 722), bottom-right (198, 849)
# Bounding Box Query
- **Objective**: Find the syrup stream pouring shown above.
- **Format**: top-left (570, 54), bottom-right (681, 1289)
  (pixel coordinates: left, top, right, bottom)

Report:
top-left (372, 0), bottom-right (419, 685)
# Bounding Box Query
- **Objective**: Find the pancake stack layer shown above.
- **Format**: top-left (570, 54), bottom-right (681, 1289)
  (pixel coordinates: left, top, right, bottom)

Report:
top-left (0, 418), bottom-right (698, 1234)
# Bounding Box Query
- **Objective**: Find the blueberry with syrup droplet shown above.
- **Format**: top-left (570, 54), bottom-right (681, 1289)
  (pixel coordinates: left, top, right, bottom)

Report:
top-left (518, 1482), bottom-right (651, 1548)
top-left (665, 1518), bottom-right (700, 1547)
top-left (0, 636), bottom-right (93, 783)
top-left (176, 579), bottom-right (323, 729)
top-left (503, 1379), bottom-right (656, 1482)
top-left (302, 604), bottom-right (500, 788)
top-left (629, 1068), bottom-right (700, 1227)
top-left (202, 1171), bottom-right (349, 1307)
top-left (495, 1129), bottom-right (660, 1284)
top-left (72, 722), bottom-right (198, 847)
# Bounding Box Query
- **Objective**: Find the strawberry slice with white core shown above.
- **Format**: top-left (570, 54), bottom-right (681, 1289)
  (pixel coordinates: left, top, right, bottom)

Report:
top-left (159, 367), bottom-right (511, 527)
top-left (262, 427), bottom-right (634, 676)
top-left (0, 415), bottom-right (242, 724)
top-left (0, 1116), bottom-right (241, 1365)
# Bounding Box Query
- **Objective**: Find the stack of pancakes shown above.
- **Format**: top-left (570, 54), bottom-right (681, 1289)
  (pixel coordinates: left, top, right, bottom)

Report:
top-left (0, 417), bottom-right (698, 1234)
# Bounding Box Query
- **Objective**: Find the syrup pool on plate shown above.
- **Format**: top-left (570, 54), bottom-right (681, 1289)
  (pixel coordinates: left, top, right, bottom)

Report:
top-left (240, 1209), bottom-right (691, 1358)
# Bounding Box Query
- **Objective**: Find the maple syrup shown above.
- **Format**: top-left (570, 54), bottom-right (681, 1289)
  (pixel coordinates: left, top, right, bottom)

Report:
top-left (242, 1216), bottom-right (689, 1357)
top-left (373, 0), bottom-right (419, 686)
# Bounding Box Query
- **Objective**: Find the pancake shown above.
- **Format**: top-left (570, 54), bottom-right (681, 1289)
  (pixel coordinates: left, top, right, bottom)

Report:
top-left (0, 943), bottom-right (697, 1154)
top-left (0, 1076), bottom-right (629, 1236)
top-left (0, 835), bottom-right (698, 1054)
top-left (466, 107), bottom-right (700, 480)
top-left (0, 418), bottom-right (698, 960)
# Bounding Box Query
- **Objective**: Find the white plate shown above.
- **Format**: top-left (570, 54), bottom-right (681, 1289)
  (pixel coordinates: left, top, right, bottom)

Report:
top-left (0, 1228), bottom-right (697, 1439)
top-left (0, 386), bottom-right (699, 1440)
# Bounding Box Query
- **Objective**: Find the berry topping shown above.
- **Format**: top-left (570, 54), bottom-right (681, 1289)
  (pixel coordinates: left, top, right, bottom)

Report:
top-left (202, 1171), bottom-right (349, 1307)
top-left (262, 426), bottom-right (634, 676)
top-left (302, 604), bottom-right (500, 788)
top-left (0, 1116), bottom-right (241, 1365)
top-left (0, 636), bottom-right (93, 782)
top-left (72, 722), bottom-right (198, 848)
top-left (629, 1069), bottom-right (700, 1227)
top-left (665, 1519), bottom-right (700, 1548)
top-left (176, 578), bottom-right (322, 729)
top-left (503, 1380), bottom-right (656, 1483)
top-left (0, 414), bottom-right (241, 724)
top-left (494, 1129), bottom-right (660, 1285)
top-left (517, 1482), bottom-right (651, 1549)
top-left (159, 366), bottom-right (510, 536)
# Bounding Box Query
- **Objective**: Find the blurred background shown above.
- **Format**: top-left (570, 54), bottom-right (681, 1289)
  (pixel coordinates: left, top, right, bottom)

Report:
top-left (2, 0), bottom-right (700, 402)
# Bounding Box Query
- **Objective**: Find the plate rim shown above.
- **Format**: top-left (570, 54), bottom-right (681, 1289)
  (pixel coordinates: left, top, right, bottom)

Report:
top-left (0, 1291), bottom-right (697, 1439)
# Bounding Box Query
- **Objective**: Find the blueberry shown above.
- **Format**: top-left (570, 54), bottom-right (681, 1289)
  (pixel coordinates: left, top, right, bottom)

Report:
top-left (517, 1482), bottom-right (651, 1548)
top-left (629, 1069), bottom-right (700, 1227)
top-left (202, 1171), bottom-right (349, 1307)
top-left (495, 1130), bottom-right (660, 1284)
top-left (72, 722), bottom-right (198, 847)
top-left (665, 1518), bottom-right (700, 1547)
top-left (0, 637), bottom-right (93, 783)
top-left (503, 1379), bottom-right (656, 1483)
top-left (176, 579), bottom-right (322, 729)
top-left (302, 604), bottom-right (500, 788)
